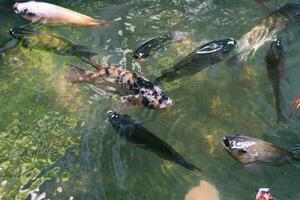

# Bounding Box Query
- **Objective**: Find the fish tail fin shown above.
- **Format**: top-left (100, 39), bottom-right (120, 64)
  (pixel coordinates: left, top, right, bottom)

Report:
top-left (174, 157), bottom-right (202, 172)
top-left (277, 112), bottom-right (288, 124)
top-left (65, 65), bottom-right (87, 84)
top-left (87, 19), bottom-right (115, 28)
top-left (155, 69), bottom-right (177, 83)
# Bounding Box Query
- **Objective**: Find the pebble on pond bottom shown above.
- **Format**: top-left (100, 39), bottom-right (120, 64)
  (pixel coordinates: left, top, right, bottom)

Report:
top-left (185, 180), bottom-right (220, 200)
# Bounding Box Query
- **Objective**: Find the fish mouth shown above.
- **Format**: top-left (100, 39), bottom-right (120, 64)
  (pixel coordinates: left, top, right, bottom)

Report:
top-left (106, 110), bottom-right (115, 118)
top-left (9, 28), bottom-right (15, 37)
top-left (159, 98), bottom-right (173, 108)
top-left (13, 3), bottom-right (20, 14)
top-left (228, 38), bottom-right (237, 45)
top-left (222, 137), bottom-right (231, 149)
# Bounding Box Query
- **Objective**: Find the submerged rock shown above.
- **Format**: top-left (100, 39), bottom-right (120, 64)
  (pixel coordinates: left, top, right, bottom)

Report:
top-left (185, 180), bottom-right (220, 200)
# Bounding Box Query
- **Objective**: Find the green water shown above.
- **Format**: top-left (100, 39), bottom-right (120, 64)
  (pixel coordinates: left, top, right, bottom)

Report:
top-left (1, 0), bottom-right (300, 199)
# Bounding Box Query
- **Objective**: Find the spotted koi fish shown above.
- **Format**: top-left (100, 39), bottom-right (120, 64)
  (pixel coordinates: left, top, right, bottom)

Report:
top-left (67, 64), bottom-right (173, 109)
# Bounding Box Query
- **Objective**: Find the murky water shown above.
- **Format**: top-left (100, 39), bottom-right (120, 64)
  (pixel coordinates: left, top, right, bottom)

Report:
top-left (1, 0), bottom-right (300, 199)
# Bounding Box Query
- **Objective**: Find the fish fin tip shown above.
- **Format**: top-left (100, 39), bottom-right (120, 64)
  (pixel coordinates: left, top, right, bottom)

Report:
top-left (65, 65), bottom-right (86, 84)
top-left (277, 114), bottom-right (288, 124)
top-left (89, 19), bottom-right (115, 28)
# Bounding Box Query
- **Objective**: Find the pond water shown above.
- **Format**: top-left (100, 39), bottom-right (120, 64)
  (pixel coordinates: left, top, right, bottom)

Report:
top-left (1, 0), bottom-right (300, 199)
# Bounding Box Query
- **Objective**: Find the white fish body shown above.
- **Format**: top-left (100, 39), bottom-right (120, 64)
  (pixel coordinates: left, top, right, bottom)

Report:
top-left (13, 1), bottom-right (113, 27)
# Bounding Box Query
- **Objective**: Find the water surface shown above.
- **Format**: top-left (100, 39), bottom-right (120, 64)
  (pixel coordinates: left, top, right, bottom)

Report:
top-left (1, 0), bottom-right (300, 199)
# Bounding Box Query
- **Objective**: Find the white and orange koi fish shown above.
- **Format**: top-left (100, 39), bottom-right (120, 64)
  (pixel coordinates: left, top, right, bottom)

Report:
top-left (13, 1), bottom-right (114, 27)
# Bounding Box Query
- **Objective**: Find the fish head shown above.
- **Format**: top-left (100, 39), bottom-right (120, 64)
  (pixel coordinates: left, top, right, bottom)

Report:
top-left (136, 76), bottom-right (173, 109)
top-left (133, 50), bottom-right (148, 60)
top-left (277, 3), bottom-right (300, 22)
top-left (196, 38), bottom-right (236, 56)
top-left (13, 2), bottom-right (39, 20)
top-left (269, 39), bottom-right (285, 59)
top-left (219, 38), bottom-right (237, 54)
top-left (9, 27), bottom-right (38, 39)
top-left (107, 111), bottom-right (133, 131)
top-left (132, 44), bottom-right (151, 61)
top-left (222, 135), bottom-right (258, 164)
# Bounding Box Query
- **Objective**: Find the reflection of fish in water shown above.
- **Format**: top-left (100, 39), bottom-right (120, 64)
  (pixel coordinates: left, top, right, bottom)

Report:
top-left (133, 31), bottom-right (187, 61)
top-left (9, 27), bottom-right (97, 60)
top-left (235, 3), bottom-right (300, 62)
top-left (265, 39), bottom-right (287, 123)
top-left (67, 64), bottom-right (173, 109)
top-left (107, 111), bottom-right (201, 172)
top-left (156, 38), bottom-right (236, 82)
top-left (222, 135), bottom-right (300, 166)
top-left (13, 1), bottom-right (114, 27)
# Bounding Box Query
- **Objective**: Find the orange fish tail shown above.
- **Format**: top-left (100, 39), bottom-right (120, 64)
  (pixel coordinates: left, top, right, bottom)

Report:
top-left (85, 19), bottom-right (115, 27)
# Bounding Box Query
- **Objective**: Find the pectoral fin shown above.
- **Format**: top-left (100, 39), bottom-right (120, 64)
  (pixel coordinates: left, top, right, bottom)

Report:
top-left (245, 163), bottom-right (273, 181)
top-left (245, 163), bottom-right (262, 174)
top-left (22, 40), bottom-right (30, 48)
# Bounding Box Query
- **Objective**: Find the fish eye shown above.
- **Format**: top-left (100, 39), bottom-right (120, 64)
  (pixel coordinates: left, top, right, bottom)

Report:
top-left (238, 148), bottom-right (247, 154)
top-left (27, 12), bottom-right (36, 17)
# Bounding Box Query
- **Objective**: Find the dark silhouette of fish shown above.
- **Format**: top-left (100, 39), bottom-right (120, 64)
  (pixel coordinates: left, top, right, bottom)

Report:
top-left (9, 27), bottom-right (97, 61)
top-left (156, 38), bottom-right (236, 82)
top-left (222, 135), bottom-right (300, 166)
top-left (265, 39), bottom-right (287, 123)
top-left (133, 31), bottom-right (187, 61)
top-left (107, 111), bottom-right (201, 172)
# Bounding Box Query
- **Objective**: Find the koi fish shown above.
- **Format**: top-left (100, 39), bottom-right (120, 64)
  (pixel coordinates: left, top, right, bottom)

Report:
top-left (66, 64), bottom-right (173, 109)
top-left (156, 38), bottom-right (236, 82)
top-left (256, 188), bottom-right (275, 200)
top-left (13, 1), bottom-right (114, 27)
top-left (265, 39), bottom-right (287, 123)
top-left (9, 27), bottom-right (97, 60)
top-left (107, 111), bottom-right (201, 172)
top-left (235, 3), bottom-right (300, 62)
top-left (133, 31), bottom-right (187, 61)
top-left (222, 135), bottom-right (300, 166)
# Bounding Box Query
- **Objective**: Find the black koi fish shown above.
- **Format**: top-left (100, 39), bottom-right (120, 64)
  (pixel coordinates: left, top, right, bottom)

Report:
top-left (156, 38), bottom-right (236, 82)
top-left (107, 111), bottom-right (201, 172)
top-left (265, 39), bottom-right (287, 123)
